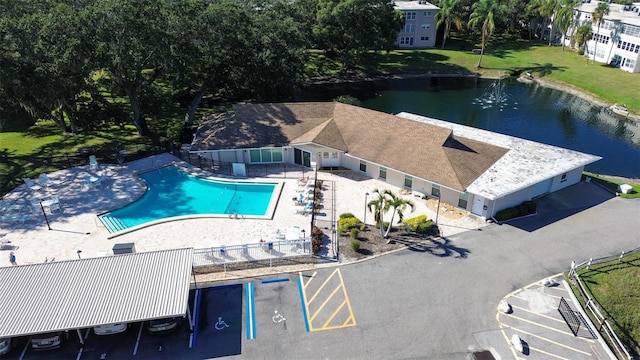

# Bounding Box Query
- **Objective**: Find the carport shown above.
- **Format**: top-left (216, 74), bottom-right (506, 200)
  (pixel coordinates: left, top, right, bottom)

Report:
top-left (0, 248), bottom-right (193, 341)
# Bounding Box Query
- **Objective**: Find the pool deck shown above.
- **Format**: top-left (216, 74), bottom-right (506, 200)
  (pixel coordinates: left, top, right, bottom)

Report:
top-left (0, 153), bottom-right (485, 267)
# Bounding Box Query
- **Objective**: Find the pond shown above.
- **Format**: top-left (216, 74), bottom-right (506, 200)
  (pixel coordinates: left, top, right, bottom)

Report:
top-left (298, 77), bottom-right (640, 178)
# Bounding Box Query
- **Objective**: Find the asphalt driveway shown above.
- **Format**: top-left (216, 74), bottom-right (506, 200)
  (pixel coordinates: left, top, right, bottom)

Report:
top-left (231, 181), bottom-right (639, 359)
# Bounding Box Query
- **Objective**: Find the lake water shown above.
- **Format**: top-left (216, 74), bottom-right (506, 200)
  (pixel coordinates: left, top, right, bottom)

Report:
top-left (299, 77), bottom-right (640, 178)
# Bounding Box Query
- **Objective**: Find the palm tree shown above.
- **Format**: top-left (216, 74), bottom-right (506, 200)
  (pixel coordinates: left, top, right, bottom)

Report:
top-left (574, 23), bottom-right (592, 62)
top-left (435, 0), bottom-right (463, 50)
top-left (591, 2), bottom-right (610, 63)
top-left (383, 192), bottom-right (415, 239)
top-left (467, 0), bottom-right (507, 68)
top-left (555, 0), bottom-right (580, 51)
top-left (367, 188), bottom-right (391, 240)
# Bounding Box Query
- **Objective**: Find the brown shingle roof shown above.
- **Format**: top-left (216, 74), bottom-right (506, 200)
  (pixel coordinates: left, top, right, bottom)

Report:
top-left (190, 102), bottom-right (509, 191)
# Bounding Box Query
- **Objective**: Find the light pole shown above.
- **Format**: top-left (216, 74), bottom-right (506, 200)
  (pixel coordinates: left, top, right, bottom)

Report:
top-left (76, 250), bottom-right (82, 259)
top-left (363, 192), bottom-right (369, 225)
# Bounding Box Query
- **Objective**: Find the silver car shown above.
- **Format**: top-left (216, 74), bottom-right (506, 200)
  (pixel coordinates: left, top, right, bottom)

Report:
top-left (31, 331), bottom-right (63, 350)
top-left (94, 323), bottom-right (127, 336)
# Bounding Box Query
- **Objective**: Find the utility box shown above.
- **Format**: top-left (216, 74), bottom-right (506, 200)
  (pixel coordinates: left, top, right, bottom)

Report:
top-left (112, 242), bottom-right (136, 255)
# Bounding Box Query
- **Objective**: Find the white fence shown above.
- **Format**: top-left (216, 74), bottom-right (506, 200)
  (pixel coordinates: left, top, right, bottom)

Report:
top-left (569, 248), bottom-right (640, 360)
top-left (193, 239), bottom-right (312, 269)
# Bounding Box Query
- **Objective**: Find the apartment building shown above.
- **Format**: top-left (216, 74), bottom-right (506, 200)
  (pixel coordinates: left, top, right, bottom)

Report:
top-left (393, 0), bottom-right (439, 48)
top-left (574, 1), bottom-right (640, 73)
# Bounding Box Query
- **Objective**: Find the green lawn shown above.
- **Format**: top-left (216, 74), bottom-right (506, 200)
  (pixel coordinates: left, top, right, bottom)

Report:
top-left (308, 36), bottom-right (640, 115)
top-left (583, 171), bottom-right (640, 199)
top-left (571, 251), bottom-right (640, 356)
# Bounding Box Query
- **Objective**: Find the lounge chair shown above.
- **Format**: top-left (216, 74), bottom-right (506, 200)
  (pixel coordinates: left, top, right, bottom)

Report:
top-left (42, 195), bottom-right (61, 214)
top-left (0, 199), bottom-right (24, 213)
top-left (89, 155), bottom-right (99, 170)
top-left (0, 213), bottom-right (34, 225)
top-left (38, 173), bottom-right (54, 187)
top-left (24, 178), bottom-right (42, 191)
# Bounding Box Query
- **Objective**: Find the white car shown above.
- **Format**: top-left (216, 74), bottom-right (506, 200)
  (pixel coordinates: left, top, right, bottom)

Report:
top-left (94, 323), bottom-right (127, 336)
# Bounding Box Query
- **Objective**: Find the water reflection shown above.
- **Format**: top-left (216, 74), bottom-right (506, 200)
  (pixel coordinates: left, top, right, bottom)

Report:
top-left (297, 77), bottom-right (640, 177)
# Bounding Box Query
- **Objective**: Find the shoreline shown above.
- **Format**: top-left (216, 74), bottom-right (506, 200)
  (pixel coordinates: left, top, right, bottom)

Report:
top-left (309, 72), bottom-right (639, 123)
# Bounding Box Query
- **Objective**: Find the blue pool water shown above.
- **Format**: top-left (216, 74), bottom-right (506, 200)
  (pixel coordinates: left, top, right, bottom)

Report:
top-left (99, 166), bottom-right (277, 233)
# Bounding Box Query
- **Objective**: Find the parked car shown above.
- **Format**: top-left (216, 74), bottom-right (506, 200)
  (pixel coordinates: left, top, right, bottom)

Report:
top-left (94, 323), bottom-right (127, 336)
top-left (0, 337), bottom-right (14, 355)
top-left (31, 331), bottom-right (63, 350)
top-left (146, 317), bottom-right (180, 334)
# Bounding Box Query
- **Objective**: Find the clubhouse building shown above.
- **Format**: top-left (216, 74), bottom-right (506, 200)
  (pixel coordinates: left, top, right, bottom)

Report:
top-left (189, 102), bottom-right (601, 219)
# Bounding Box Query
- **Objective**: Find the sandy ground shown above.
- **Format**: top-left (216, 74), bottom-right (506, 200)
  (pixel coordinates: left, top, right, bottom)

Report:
top-left (0, 154), bottom-right (485, 268)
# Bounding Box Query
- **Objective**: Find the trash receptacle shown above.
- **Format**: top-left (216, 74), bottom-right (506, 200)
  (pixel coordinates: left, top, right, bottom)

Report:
top-left (112, 243), bottom-right (136, 255)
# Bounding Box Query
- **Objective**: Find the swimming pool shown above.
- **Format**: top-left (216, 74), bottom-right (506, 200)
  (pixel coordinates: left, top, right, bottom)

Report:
top-left (99, 165), bottom-right (280, 233)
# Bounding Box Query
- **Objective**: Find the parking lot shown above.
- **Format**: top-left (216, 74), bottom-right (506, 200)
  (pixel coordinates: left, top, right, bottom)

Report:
top-left (496, 277), bottom-right (608, 359)
top-left (1, 270), bottom-right (356, 360)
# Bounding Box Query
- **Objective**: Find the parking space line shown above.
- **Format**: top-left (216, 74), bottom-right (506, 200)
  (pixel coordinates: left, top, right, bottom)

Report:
top-left (510, 304), bottom-right (566, 323)
top-left (245, 282), bottom-right (257, 340)
top-left (505, 314), bottom-right (595, 342)
top-left (500, 323), bottom-right (593, 356)
top-left (309, 283), bottom-right (342, 322)
top-left (306, 271), bottom-right (337, 305)
top-left (133, 322), bottom-right (144, 355)
top-left (298, 273), bottom-right (311, 332)
top-left (299, 269), bottom-right (356, 332)
top-left (528, 344), bottom-right (574, 360)
top-left (302, 271), bottom-right (317, 289)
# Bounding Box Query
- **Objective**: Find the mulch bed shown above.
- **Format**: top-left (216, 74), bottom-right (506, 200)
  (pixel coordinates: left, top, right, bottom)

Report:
top-left (337, 225), bottom-right (437, 261)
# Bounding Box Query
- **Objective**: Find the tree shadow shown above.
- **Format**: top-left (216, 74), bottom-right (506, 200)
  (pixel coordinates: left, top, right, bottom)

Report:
top-left (394, 233), bottom-right (470, 259)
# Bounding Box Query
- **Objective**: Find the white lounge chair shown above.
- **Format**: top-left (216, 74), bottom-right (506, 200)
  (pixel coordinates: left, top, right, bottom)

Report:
top-left (42, 195), bottom-right (61, 214)
top-left (0, 199), bottom-right (23, 213)
top-left (38, 173), bottom-right (54, 187)
top-left (89, 155), bottom-right (99, 170)
top-left (0, 213), bottom-right (34, 225)
top-left (24, 178), bottom-right (42, 191)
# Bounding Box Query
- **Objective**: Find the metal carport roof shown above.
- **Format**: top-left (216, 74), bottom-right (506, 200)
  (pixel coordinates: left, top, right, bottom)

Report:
top-left (0, 248), bottom-right (193, 338)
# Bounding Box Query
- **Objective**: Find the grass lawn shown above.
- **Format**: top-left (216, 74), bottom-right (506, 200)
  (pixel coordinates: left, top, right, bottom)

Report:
top-left (571, 251), bottom-right (640, 356)
top-left (308, 35), bottom-right (640, 115)
top-left (583, 171), bottom-right (640, 199)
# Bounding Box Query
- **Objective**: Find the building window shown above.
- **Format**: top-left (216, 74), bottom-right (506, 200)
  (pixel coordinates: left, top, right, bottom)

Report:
top-left (404, 175), bottom-right (413, 189)
top-left (624, 58), bottom-right (636, 69)
top-left (359, 160), bottom-right (366, 172)
top-left (420, 36), bottom-right (429, 41)
top-left (403, 24), bottom-right (415, 32)
top-left (249, 148), bottom-right (283, 163)
top-left (423, 11), bottom-right (431, 17)
top-left (421, 23), bottom-right (431, 30)
top-left (591, 33), bottom-right (609, 44)
top-left (399, 37), bottom-right (414, 45)
top-left (458, 192), bottom-right (469, 209)
top-left (379, 167), bottom-right (387, 180)
top-left (596, 48), bottom-right (606, 59)
top-left (560, 173), bottom-right (567, 183)
top-left (431, 184), bottom-right (440, 198)
top-left (405, 11), bottom-right (416, 20)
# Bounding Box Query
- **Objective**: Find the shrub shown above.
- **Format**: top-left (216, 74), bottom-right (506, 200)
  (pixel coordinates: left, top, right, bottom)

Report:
top-left (350, 228), bottom-right (360, 239)
top-left (338, 216), bottom-right (361, 234)
top-left (350, 239), bottom-right (361, 252)
top-left (339, 213), bottom-right (356, 219)
top-left (375, 221), bottom-right (390, 229)
top-left (523, 200), bottom-right (537, 213)
top-left (495, 200), bottom-right (538, 221)
top-left (403, 215), bottom-right (434, 234)
top-left (516, 204), bottom-right (529, 216)
top-left (312, 226), bottom-right (324, 255)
